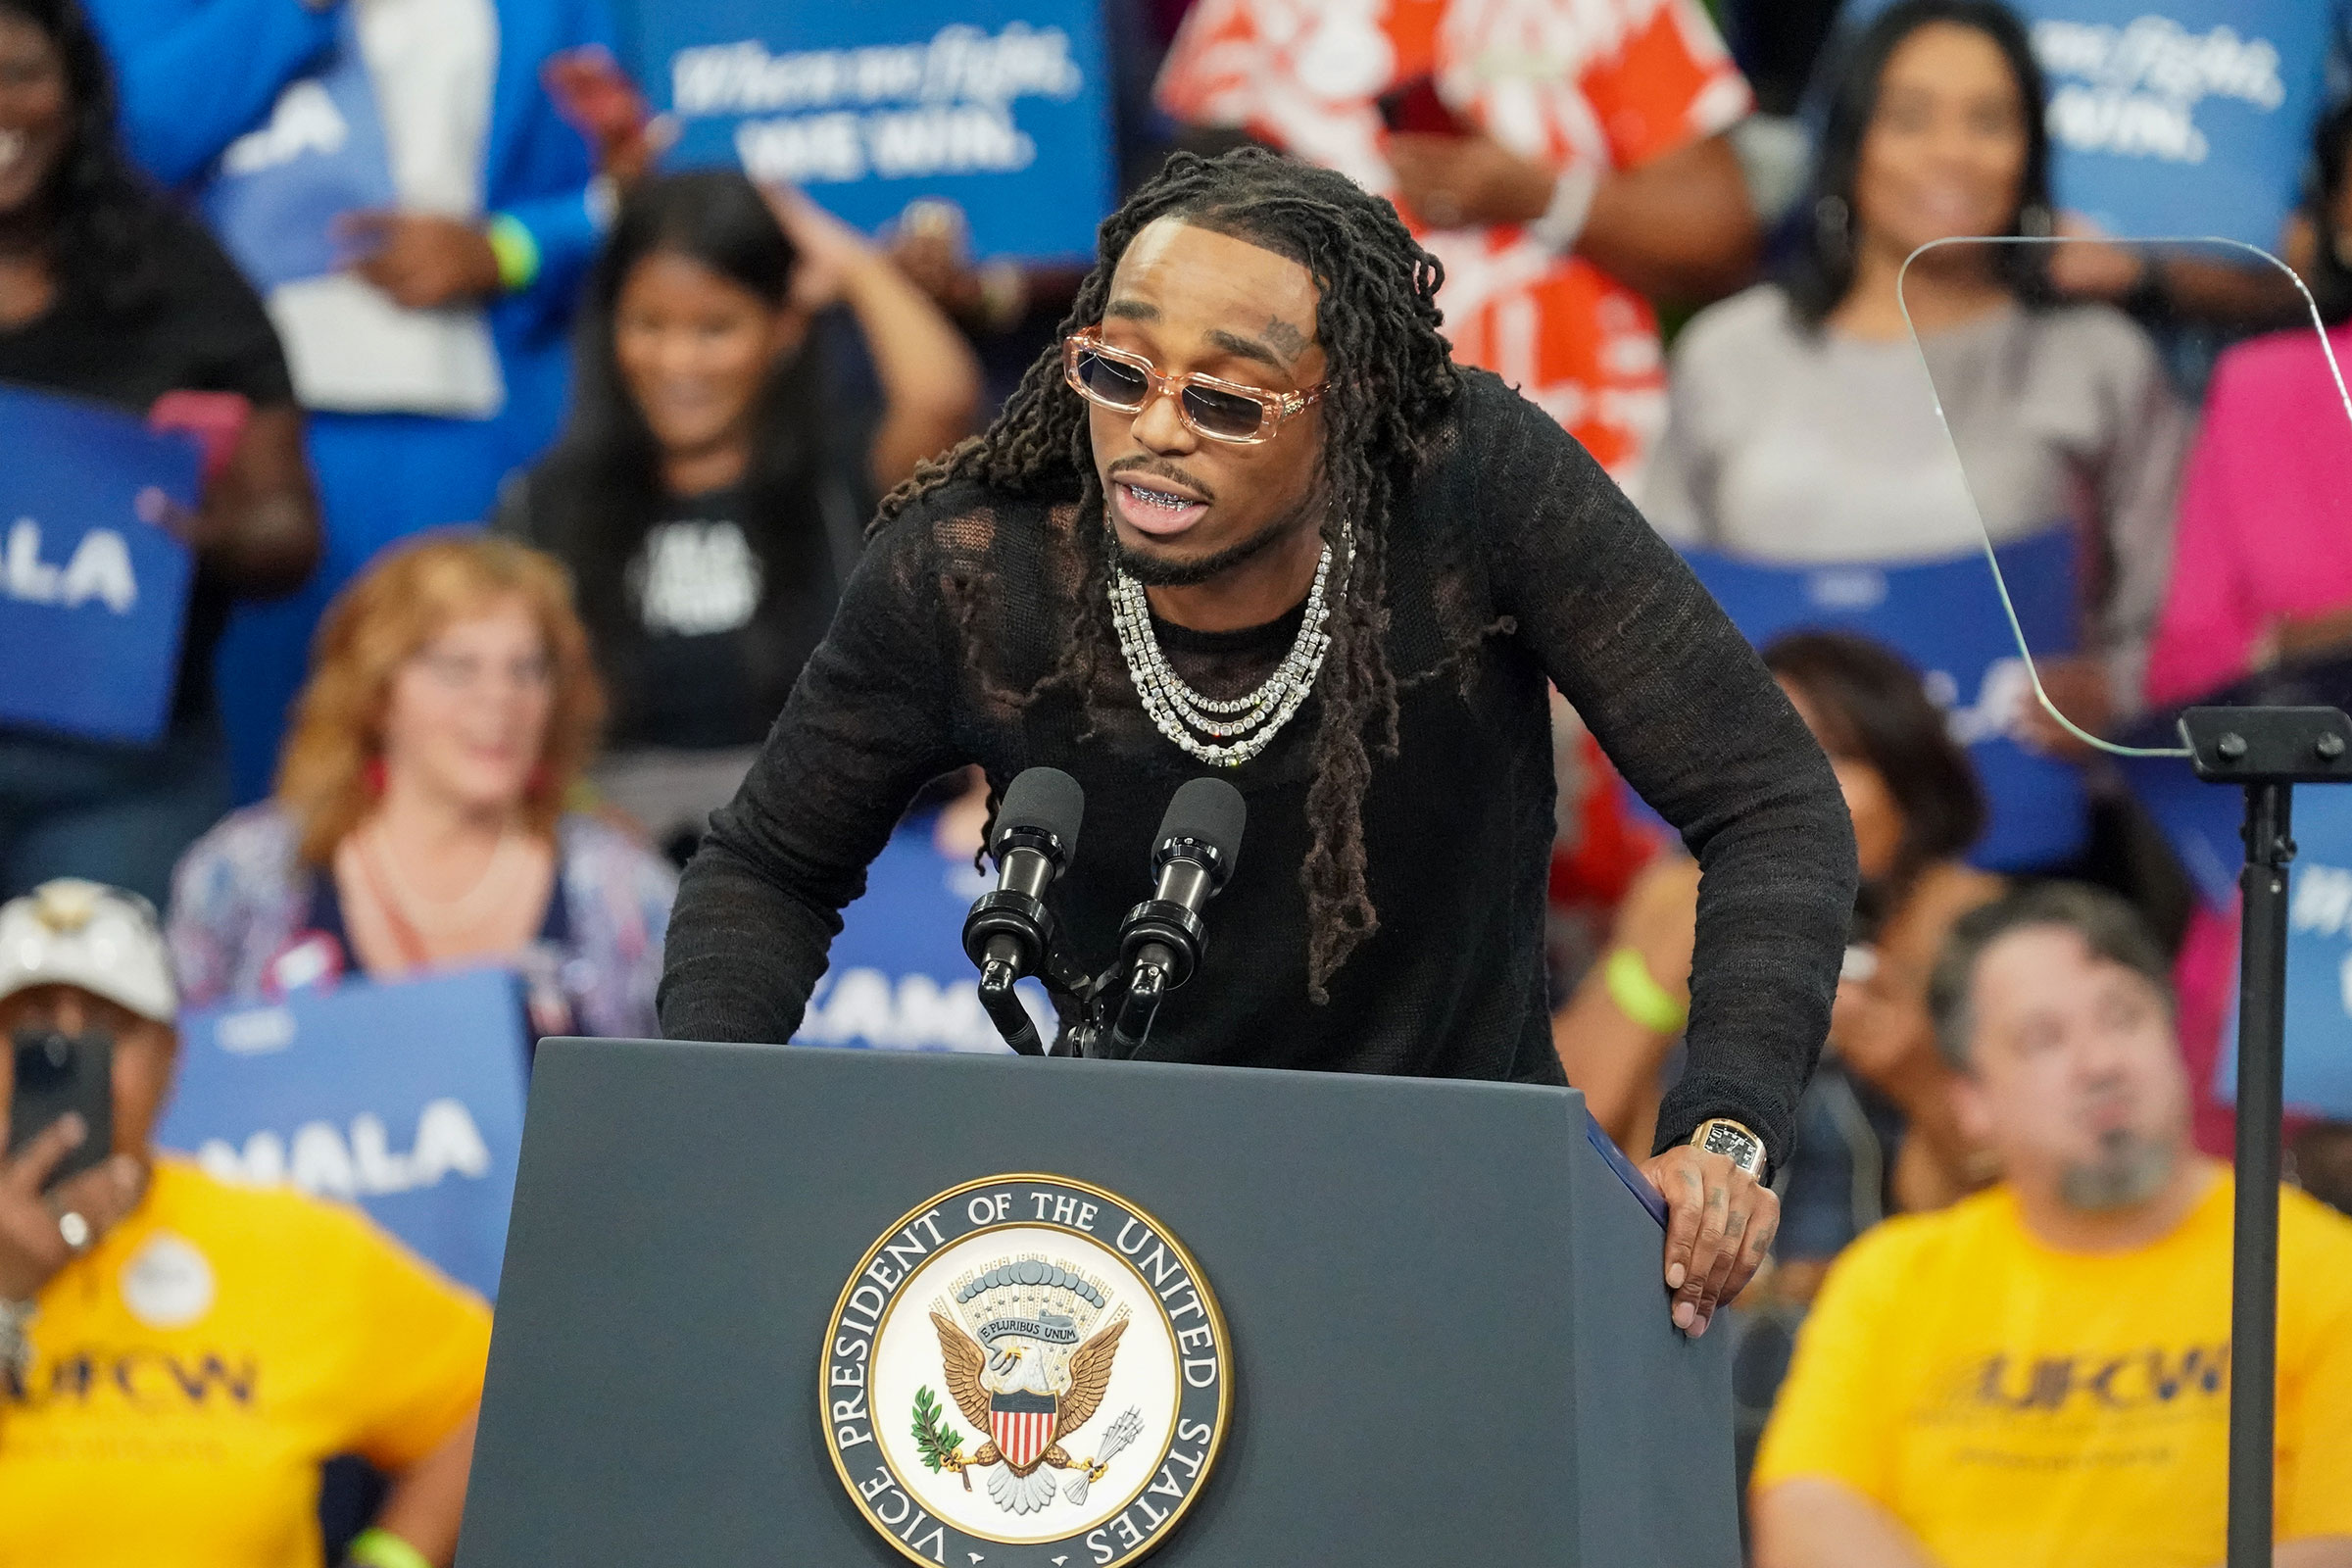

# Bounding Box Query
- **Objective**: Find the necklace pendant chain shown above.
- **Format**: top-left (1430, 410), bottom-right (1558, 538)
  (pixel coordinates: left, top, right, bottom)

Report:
top-left (1109, 542), bottom-right (1345, 767)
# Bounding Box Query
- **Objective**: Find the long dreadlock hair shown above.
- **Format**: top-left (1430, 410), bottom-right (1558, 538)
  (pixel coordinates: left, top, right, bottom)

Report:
top-left (879, 148), bottom-right (1462, 999)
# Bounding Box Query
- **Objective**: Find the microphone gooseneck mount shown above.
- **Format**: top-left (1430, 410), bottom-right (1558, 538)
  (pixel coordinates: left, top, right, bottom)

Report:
top-left (960, 769), bottom-right (1248, 1060)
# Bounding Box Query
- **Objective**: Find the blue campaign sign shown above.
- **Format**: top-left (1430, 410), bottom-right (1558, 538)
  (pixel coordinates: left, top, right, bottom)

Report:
top-left (2119, 751), bottom-right (2243, 909)
top-left (0, 384), bottom-right (199, 745)
top-left (637, 0), bottom-right (1114, 262)
top-left (2214, 785), bottom-right (2352, 1120)
top-left (792, 815), bottom-right (1043, 1053)
top-left (159, 968), bottom-right (530, 1298)
top-left (1684, 529), bottom-right (2086, 870)
top-left (200, 9), bottom-right (398, 290)
top-left (1838, 0), bottom-right (2334, 247)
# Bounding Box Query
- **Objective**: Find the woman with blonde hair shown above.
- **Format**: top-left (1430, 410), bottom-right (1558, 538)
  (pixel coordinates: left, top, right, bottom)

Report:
top-left (167, 533), bottom-right (675, 1038)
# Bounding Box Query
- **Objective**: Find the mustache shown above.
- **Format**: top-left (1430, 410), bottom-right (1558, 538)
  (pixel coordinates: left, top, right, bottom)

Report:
top-left (1105, 456), bottom-right (1215, 504)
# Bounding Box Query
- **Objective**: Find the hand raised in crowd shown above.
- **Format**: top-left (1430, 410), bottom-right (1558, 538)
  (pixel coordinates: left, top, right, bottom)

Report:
top-left (0, 1113), bottom-right (143, 1301)
top-left (1386, 131), bottom-right (1559, 231)
top-left (765, 185), bottom-right (878, 314)
top-left (1638, 1143), bottom-right (1777, 1339)
top-left (341, 211), bottom-right (505, 311)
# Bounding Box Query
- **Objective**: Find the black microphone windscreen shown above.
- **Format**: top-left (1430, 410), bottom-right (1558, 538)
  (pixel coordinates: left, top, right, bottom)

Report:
top-left (994, 766), bottom-right (1085, 858)
top-left (1157, 776), bottom-right (1246, 876)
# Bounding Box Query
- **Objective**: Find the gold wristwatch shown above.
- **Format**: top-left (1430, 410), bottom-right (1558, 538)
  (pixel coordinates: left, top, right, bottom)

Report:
top-left (1690, 1118), bottom-right (1767, 1178)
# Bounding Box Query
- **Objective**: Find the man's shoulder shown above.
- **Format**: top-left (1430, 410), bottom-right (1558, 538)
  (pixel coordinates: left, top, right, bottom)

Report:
top-left (152, 1154), bottom-right (373, 1235)
top-left (1441, 366), bottom-right (1608, 484)
top-left (1821, 1188), bottom-right (2013, 1297)
top-left (870, 469), bottom-right (1078, 570)
top-left (2280, 1184), bottom-right (2352, 1287)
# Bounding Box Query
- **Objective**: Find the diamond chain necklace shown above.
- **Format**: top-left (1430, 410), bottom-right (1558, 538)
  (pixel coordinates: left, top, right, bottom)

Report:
top-left (1109, 541), bottom-right (1343, 767)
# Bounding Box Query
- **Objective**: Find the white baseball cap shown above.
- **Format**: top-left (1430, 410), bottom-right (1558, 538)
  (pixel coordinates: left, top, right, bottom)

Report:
top-left (0, 879), bottom-right (177, 1023)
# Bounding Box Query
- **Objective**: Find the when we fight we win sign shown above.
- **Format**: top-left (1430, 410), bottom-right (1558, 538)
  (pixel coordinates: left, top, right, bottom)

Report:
top-left (639, 0), bottom-right (1114, 263)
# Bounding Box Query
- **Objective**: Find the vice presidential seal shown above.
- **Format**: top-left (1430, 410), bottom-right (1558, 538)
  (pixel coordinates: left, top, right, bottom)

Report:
top-left (822, 1175), bottom-right (1231, 1566)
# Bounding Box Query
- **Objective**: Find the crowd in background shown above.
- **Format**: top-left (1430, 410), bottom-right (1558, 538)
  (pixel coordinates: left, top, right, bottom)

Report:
top-left (6, 0), bottom-right (2352, 1563)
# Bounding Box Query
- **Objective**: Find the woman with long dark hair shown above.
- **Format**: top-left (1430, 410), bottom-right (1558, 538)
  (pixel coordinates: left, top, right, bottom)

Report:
top-left (1558, 630), bottom-right (2002, 1269)
top-left (500, 171), bottom-right (980, 858)
top-left (1642, 0), bottom-right (2184, 754)
top-left (0, 0), bottom-right (318, 905)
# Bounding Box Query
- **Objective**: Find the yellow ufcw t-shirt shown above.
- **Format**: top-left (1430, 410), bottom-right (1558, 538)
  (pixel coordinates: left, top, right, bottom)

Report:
top-left (0, 1157), bottom-right (492, 1568)
top-left (1753, 1174), bottom-right (2352, 1568)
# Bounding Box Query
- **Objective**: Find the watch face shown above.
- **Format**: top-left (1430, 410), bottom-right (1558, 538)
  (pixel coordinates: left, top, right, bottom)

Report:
top-left (1702, 1124), bottom-right (1761, 1168)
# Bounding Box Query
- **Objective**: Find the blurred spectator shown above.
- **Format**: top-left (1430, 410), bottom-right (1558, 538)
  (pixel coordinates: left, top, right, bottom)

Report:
top-left (497, 172), bottom-right (980, 858)
top-left (2296, 1121), bottom-right (2352, 1218)
top-left (1557, 632), bottom-right (2000, 1271)
top-left (0, 878), bottom-right (485, 1567)
top-left (1825, 0), bottom-right (2333, 337)
top-left (2146, 98), bottom-right (2352, 710)
top-left (1154, 0), bottom-right (1759, 481)
top-left (168, 534), bottom-right (673, 1038)
top-left (79, 0), bottom-right (617, 803)
top-left (1750, 883), bottom-right (2352, 1568)
top-left (1646, 0), bottom-right (2185, 740)
top-left (0, 0), bottom-right (319, 906)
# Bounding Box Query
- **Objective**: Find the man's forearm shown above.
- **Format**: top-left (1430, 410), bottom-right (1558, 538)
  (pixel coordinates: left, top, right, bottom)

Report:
top-left (2259, 1537), bottom-right (2352, 1568)
top-left (1752, 1478), bottom-right (1941, 1568)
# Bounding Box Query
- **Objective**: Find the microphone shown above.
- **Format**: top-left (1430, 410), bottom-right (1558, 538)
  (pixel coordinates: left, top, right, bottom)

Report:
top-left (961, 767), bottom-right (1085, 1055)
top-left (1107, 777), bottom-right (1246, 1056)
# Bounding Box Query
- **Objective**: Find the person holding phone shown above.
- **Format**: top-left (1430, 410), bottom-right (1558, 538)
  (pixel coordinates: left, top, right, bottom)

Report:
top-left (0, 878), bottom-right (488, 1568)
top-left (1154, 0), bottom-right (1761, 480)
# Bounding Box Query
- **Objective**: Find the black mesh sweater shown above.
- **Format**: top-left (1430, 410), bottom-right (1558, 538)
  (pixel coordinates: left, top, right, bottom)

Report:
top-left (659, 369), bottom-right (1857, 1163)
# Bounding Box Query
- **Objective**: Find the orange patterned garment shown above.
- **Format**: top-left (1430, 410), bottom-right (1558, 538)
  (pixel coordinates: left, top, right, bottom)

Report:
top-left (1156, 0), bottom-right (1750, 481)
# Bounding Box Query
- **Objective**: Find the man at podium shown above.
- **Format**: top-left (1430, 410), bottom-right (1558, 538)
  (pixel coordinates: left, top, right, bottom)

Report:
top-left (660, 148), bottom-right (1858, 1338)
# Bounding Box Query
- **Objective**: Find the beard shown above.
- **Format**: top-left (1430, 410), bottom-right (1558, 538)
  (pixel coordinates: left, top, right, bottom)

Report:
top-left (1105, 494), bottom-right (1320, 589)
top-left (2058, 1127), bottom-right (2180, 1211)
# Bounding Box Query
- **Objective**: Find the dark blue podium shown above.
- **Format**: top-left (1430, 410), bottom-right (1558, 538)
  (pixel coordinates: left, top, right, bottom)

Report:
top-left (457, 1041), bottom-right (1739, 1566)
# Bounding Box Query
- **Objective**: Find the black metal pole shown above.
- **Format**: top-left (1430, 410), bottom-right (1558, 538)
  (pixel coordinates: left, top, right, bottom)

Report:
top-left (2227, 780), bottom-right (2292, 1568)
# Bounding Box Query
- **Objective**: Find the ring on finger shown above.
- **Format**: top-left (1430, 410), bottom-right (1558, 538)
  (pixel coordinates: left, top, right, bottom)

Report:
top-left (56, 1210), bottom-right (91, 1253)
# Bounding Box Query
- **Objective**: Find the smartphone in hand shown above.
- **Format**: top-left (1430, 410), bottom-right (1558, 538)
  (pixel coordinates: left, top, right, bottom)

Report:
top-left (8, 1029), bottom-right (113, 1193)
top-left (1376, 75), bottom-right (1475, 138)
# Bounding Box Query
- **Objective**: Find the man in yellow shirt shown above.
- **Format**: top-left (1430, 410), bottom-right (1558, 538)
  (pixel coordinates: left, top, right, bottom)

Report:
top-left (0, 879), bottom-right (490, 1568)
top-left (1751, 882), bottom-right (2352, 1568)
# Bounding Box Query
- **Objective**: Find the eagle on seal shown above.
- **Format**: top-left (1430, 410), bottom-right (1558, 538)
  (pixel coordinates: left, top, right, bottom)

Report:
top-left (930, 1309), bottom-right (1129, 1514)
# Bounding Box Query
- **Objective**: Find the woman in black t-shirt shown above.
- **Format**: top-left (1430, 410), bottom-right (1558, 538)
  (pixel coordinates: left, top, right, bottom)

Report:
top-left (0, 0), bottom-right (319, 906)
top-left (502, 171), bottom-right (979, 860)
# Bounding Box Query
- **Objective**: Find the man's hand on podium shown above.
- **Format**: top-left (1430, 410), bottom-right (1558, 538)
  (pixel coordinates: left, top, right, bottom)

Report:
top-left (1637, 1146), bottom-right (1777, 1338)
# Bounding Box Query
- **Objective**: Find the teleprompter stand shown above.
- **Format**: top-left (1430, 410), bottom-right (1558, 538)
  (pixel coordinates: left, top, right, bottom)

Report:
top-left (2178, 706), bottom-right (2352, 1568)
top-left (455, 1043), bottom-right (1738, 1567)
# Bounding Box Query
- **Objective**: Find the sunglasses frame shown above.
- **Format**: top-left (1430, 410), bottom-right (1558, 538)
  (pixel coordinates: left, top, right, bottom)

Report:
top-left (1062, 329), bottom-right (1323, 446)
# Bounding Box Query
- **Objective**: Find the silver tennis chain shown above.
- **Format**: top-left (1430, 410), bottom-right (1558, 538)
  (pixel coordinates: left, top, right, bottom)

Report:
top-left (1109, 542), bottom-right (1342, 767)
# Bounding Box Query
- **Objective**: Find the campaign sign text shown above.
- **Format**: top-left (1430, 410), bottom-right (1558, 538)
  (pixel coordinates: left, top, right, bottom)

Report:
top-left (160, 968), bottom-right (529, 1298)
top-left (201, 8), bottom-right (398, 291)
top-left (793, 819), bottom-right (1040, 1054)
top-left (1685, 529), bottom-right (2084, 870)
top-left (2212, 786), bottom-right (2352, 1121)
top-left (1840, 0), bottom-right (2329, 248)
top-left (638, 0), bottom-right (1113, 261)
top-left (0, 384), bottom-right (199, 745)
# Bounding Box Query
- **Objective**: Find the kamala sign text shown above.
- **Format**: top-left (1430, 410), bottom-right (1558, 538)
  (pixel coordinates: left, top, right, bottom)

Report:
top-left (640, 0), bottom-right (1113, 262)
top-left (0, 383), bottom-right (198, 745)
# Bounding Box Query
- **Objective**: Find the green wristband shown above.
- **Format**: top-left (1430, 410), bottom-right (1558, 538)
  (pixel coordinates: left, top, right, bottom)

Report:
top-left (484, 212), bottom-right (541, 293)
top-left (346, 1527), bottom-right (433, 1568)
top-left (1603, 945), bottom-right (1688, 1035)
